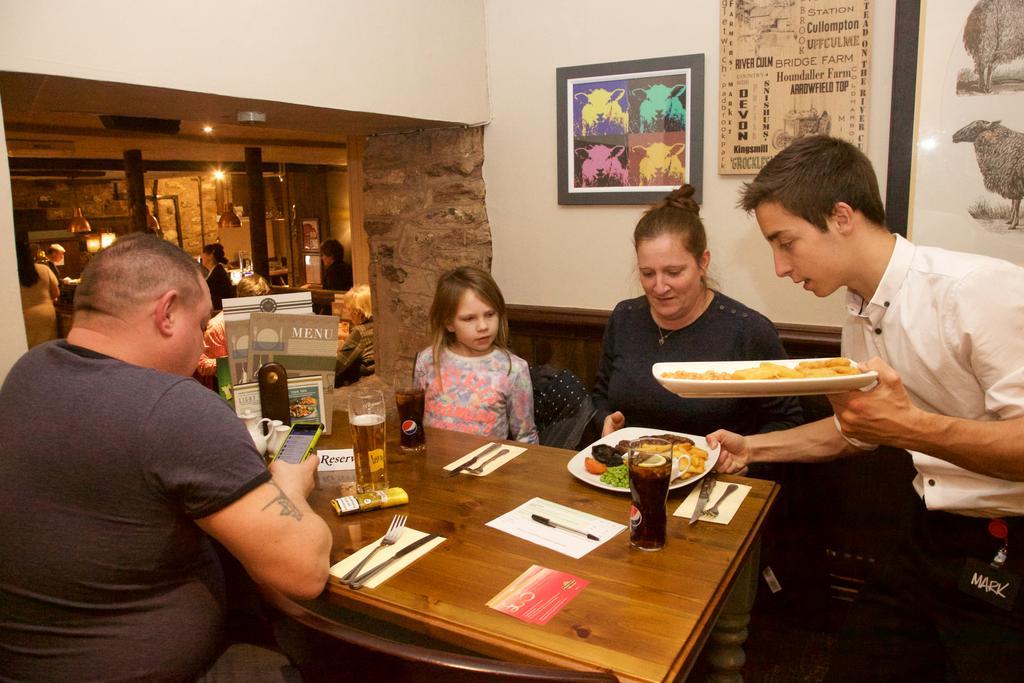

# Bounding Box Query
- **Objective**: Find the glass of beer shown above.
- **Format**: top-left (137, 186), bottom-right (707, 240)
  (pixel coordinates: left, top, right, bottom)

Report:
top-left (627, 438), bottom-right (675, 551)
top-left (395, 385), bottom-right (426, 453)
top-left (348, 389), bottom-right (387, 494)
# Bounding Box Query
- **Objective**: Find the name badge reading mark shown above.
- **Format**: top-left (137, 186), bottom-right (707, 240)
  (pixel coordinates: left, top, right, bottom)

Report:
top-left (958, 558), bottom-right (1021, 611)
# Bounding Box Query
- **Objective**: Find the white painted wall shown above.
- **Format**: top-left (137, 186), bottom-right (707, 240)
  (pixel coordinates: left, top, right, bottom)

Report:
top-left (0, 0), bottom-right (489, 125)
top-left (0, 97), bottom-right (28, 375)
top-left (484, 0), bottom-right (896, 328)
top-left (0, 0), bottom-right (489, 379)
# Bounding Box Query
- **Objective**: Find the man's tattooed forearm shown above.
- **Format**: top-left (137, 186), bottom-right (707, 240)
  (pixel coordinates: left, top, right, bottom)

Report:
top-left (262, 480), bottom-right (303, 521)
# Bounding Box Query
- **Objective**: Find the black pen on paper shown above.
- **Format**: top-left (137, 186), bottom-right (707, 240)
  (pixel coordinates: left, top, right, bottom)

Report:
top-left (530, 514), bottom-right (600, 541)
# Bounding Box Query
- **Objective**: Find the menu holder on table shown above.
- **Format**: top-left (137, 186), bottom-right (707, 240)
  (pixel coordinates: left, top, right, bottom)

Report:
top-left (223, 292), bottom-right (313, 386)
top-left (233, 374), bottom-right (331, 435)
top-left (258, 362), bottom-right (291, 424)
top-left (246, 312), bottom-right (337, 391)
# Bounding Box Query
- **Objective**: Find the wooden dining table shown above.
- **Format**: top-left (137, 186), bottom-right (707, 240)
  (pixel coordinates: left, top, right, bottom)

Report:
top-left (287, 415), bottom-right (778, 682)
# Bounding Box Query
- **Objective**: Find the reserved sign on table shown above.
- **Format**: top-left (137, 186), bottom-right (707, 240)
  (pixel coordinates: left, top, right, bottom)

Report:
top-left (317, 448), bottom-right (354, 492)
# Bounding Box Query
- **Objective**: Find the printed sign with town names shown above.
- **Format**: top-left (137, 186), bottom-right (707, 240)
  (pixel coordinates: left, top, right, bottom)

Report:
top-left (719, 0), bottom-right (872, 175)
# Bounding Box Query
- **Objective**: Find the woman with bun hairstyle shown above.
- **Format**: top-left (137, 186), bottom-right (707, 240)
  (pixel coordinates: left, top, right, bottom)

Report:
top-left (593, 184), bottom-right (802, 439)
top-left (201, 243), bottom-right (235, 311)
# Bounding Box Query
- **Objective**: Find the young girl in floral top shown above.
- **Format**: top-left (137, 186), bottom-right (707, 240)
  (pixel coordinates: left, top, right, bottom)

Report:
top-left (414, 266), bottom-right (539, 443)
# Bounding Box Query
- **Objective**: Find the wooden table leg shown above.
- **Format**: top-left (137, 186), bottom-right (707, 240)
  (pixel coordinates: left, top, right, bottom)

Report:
top-left (704, 540), bottom-right (761, 682)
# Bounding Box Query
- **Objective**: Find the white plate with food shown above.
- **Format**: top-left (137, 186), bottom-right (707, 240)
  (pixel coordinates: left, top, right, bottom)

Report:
top-left (653, 357), bottom-right (878, 398)
top-left (567, 427), bottom-right (719, 493)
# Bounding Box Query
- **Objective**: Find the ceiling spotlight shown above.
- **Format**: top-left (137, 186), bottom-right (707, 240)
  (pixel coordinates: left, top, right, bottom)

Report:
top-left (202, 125), bottom-right (214, 134)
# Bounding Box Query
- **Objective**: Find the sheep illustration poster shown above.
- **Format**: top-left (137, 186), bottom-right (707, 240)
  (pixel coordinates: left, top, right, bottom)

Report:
top-left (556, 54), bottom-right (705, 205)
top-left (718, 0), bottom-right (873, 175)
top-left (910, 0), bottom-right (1024, 265)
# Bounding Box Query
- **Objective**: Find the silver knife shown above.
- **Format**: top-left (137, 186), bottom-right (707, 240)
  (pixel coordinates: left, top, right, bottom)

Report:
top-left (349, 533), bottom-right (441, 589)
top-left (445, 442), bottom-right (500, 477)
top-left (689, 474), bottom-right (717, 525)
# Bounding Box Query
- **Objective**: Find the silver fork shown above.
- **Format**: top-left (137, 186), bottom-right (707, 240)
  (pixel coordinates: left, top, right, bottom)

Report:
top-left (339, 514), bottom-right (407, 585)
top-left (702, 484), bottom-right (739, 518)
top-left (466, 448), bottom-right (509, 474)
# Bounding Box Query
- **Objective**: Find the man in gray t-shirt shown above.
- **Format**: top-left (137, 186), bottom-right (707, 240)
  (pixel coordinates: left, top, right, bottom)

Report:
top-left (0, 235), bottom-right (332, 681)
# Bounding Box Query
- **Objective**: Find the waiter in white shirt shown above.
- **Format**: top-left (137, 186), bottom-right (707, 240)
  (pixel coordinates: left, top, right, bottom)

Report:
top-left (710, 136), bottom-right (1024, 683)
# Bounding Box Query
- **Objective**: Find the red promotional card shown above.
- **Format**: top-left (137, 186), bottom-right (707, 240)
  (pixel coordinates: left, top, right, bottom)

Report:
top-left (487, 565), bottom-right (588, 625)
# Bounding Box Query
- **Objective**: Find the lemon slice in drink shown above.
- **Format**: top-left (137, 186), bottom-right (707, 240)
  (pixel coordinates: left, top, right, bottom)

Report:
top-left (638, 454), bottom-right (667, 467)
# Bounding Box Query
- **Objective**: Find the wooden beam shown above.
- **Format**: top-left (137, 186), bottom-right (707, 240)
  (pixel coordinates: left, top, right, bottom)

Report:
top-left (245, 147), bottom-right (269, 279)
top-left (123, 149), bottom-right (147, 233)
top-left (9, 158), bottom-right (343, 173)
top-left (347, 135), bottom-right (369, 286)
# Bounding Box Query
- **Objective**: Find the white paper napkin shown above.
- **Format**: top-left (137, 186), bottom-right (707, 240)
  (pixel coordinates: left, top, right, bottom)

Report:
top-left (329, 528), bottom-right (446, 589)
top-left (673, 480), bottom-right (751, 525)
top-left (443, 443), bottom-right (528, 476)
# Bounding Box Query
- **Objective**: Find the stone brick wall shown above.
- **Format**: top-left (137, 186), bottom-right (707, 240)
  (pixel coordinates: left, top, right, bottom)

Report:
top-left (11, 176), bottom-right (220, 258)
top-left (12, 179), bottom-right (129, 230)
top-left (363, 126), bottom-right (491, 386)
top-left (151, 176), bottom-right (221, 255)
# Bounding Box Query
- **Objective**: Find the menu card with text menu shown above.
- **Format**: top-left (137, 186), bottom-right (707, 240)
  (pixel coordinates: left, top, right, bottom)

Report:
top-left (245, 312), bottom-right (338, 394)
top-left (223, 292), bottom-right (313, 385)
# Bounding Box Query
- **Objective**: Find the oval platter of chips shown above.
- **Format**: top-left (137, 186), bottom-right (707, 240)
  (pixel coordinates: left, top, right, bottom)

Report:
top-left (653, 357), bottom-right (878, 398)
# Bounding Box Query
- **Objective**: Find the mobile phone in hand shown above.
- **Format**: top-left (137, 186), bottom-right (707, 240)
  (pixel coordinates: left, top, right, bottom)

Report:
top-left (269, 422), bottom-right (324, 464)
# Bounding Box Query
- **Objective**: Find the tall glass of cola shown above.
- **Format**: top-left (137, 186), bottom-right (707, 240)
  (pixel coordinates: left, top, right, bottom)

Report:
top-left (395, 385), bottom-right (426, 453)
top-left (627, 438), bottom-right (673, 551)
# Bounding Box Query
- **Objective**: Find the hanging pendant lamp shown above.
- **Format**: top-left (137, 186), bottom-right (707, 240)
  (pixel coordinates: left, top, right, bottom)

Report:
top-left (67, 207), bottom-right (92, 234)
top-left (218, 202), bottom-right (241, 229)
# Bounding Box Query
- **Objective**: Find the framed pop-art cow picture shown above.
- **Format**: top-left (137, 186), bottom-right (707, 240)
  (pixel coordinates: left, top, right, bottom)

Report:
top-left (557, 54), bottom-right (705, 205)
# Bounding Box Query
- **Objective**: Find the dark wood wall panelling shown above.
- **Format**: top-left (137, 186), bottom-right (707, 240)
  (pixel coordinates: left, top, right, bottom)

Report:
top-left (506, 304), bottom-right (841, 388)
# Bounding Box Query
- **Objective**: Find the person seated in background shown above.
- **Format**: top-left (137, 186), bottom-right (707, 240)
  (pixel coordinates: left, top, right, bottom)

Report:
top-left (201, 242), bottom-right (235, 311)
top-left (309, 239), bottom-right (353, 315)
top-left (197, 273), bottom-right (273, 382)
top-left (0, 234), bottom-right (331, 682)
top-left (17, 238), bottom-right (60, 348)
top-left (593, 184), bottom-right (803, 440)
top-left (319, 239), bottom-right (353, 292)
top-left (334, 284), bottom-right (375, 387)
